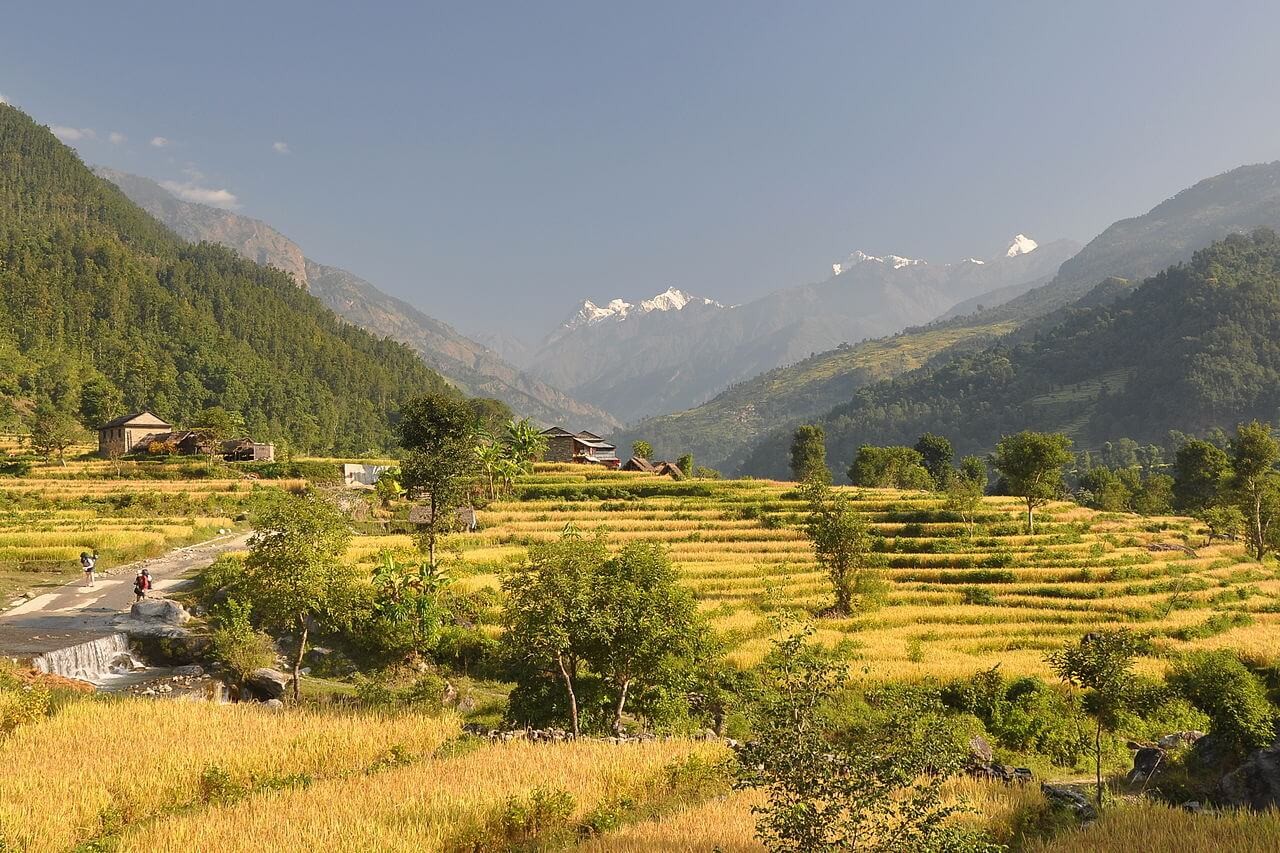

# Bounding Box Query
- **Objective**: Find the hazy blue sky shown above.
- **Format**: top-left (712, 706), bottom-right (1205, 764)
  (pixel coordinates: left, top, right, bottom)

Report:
top-left (5, 1), bottom-right (1280, 339)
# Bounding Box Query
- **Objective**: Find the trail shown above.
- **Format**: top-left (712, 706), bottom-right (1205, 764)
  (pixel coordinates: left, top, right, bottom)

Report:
top-left (0, 531), bottom-right (251, 658)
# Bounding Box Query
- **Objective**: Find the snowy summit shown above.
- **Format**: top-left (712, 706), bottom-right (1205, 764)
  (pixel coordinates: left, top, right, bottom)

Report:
top-left (832, 250), bottom-right (926, 276)
top-left (1005, 234), bottom-right (1039, 257)
top-left (562, 287), bottom-right (723, 331)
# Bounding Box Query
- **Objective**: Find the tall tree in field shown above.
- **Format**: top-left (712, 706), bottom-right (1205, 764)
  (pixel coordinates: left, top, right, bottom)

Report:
top-left (789, 425), bottom-right (829, 484)
top-left (913, 433), bottom-right (954, 490)
top-left (1046, 630), bottom-right (1141, 814)
top-left (992, 431), bottom-right (1073, 533)
top-left (1228, 421), bottom-right (1280, 561)
top-left (27, 401), bottom-right (84, 466)
top-left (1172, 439), bottom-right (1231, 512)
top-left (945, 456), bottom-right (987, 537)
top-left (501, 532), bottom-right (607, 736)
top-left (802, 481), bottom-right (880, 615)
top-left (397, 393), bottom-right (481, 569)
top-left (243, 493), bottom-right (355, 703)
top-left (590, 542), bottom-right (703, 734)
top-left (631, 440), bottom-right (654, 461)
top-left (505, 417), bottom-right (548, 468)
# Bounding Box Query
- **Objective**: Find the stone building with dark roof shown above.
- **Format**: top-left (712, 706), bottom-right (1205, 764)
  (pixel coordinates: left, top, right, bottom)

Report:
top-left (541, 426), bottom-right (620, 468)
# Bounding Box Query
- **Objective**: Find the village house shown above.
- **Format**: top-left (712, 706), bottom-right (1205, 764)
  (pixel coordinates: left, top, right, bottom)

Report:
top-left (621, 456), bottom-right (685, 479)
top-left (541, 426), bottom-right (621, 468)
top-left (97, 411), bottom-right (274, 461)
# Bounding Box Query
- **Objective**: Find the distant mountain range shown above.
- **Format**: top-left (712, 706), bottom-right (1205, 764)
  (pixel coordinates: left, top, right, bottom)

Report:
top-left (625, 161), bottom-right (1280, 476)
top-left (724, 161), bottom-right (1280, 478)
top-left (524, 236), bottom-right (1078, 424)
top-left (93, 168), bottom-right (620, 434)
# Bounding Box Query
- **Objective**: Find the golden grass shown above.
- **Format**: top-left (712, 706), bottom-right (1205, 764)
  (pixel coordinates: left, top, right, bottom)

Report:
top-left (579, 790), bottom-right (765, 852)
top-left (117, 739), bottom-right (722, 852)
top-left (0, 697), bottom-right (459, 851)
top-left (1028, 799), bottom-right (1280, 852)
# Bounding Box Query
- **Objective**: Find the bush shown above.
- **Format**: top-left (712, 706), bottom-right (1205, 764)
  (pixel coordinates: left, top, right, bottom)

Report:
top-left (960, 586), bottom-right (995, 606)
top-left (209, 600), bottom-right (276, 685)
top-left (1167, 650), bottom-right (1277, 757)
top-left (0, 663), bottom-right (51, 736)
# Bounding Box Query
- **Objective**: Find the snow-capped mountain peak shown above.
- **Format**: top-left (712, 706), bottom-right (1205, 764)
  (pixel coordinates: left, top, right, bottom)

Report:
top-left (832, 250), bottom-right (926, 275)
top-left (560, 287), bottom-right (723, 332)
top-left (1004, 234), bottom-right (1039, 257)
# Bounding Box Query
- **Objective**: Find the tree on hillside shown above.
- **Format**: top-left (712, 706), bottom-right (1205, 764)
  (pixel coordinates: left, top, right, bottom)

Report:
top-left (1172, 439), bottom-right (1231, 513)
top-left (676, 453), bottom-right (694, 477)
top-left (1046, 630), bottom-right (1142, 813)
top-left (468, 397), bottom-right (515, 437)
top-left (945, 456), bottom-right (987, 537)
top-left (242, 493), bottom-right (355, 703)
top-left (848, 445), bottom-right (932, 490)
top-left (1228, 421), bottom-right (1280, 561)
top-left (992, 431), bottom-right (1073, 533)
top-left (190, 406), bottom-right (245, 459)
top-left (736, 626), bottom-right (980, 852)
top-left (502, 533), bottom-right (608, 736)
top-left (913, 433), bottom-right (954, 490)
top-left (802, 481), bottom-right (882, 615)
top-left (26, 401), bottom-right (84, 466)
top-left (398, 393), bottom-right (481, 569)
top-left (78, 376), bottom-right (123, 430)
top-left (589, 542), bottom-right (705, 734)
top-left (631, 440), bottom-right (653, 461)
top-left (790, 425), bottom-right (829, 484)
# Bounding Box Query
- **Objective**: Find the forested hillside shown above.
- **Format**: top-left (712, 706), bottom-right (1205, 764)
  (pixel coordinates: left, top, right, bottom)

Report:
top-left (739, 230), bottom-right (1280, 477)
top-left (0, 105), bottom-right (453, 453)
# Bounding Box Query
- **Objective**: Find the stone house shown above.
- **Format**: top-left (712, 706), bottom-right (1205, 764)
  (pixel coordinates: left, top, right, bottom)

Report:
top-left (541, 426), bottom-right (620, 468)
top-left (97, 411), bottom-right (173, 456)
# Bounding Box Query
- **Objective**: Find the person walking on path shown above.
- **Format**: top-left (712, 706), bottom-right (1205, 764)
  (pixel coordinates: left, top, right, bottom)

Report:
top-left (132, 571), bottom-right (147, 603)
top-left (80, 551), bottom-right (98, 588)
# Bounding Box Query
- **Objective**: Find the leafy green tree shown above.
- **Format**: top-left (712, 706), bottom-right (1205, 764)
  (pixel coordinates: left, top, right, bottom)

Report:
top-left (190, 405), bottom-right (246, 458)
top-left (945, 458), bottom-right (986, 537)
top-left (676, 453), bottom-right (694, 476)
top-left (370, 552), bottom-right (450, 660)
top-left (631, 440), bottom-right (653, 461)
top-left (735, 626), bottom-right (980, 853)
top-left (802, 481), bottom-right (882, 614)
top-left (474, 435), bottom-right (506, 501)
top-left (1046, 630), bottom-right (1142, 812)
top-left (1167, 650), bottom-right (1277, 759)
top-left (1173, 439), bottom-right (1231, 512)
top-left (1228, 421), bottom-right (1280, 560)
top-left (467, 397), bottom-right (514, 437)
top-left (992, 431), bottom-right (1073, 533)
top-left (1131, 473), bottom-right (1174, 515)
top-left (589, 542), bottom-right (705, 734)
top-left (242, 493), bottom-right (355, 703)
top-left (398, 393), bottom-right (481, 569)
top-left (78, 376), bottom-right (123, 429)
top-left (505, 417), bottom-right (548, 468)
top-left (913, 433), bottom-right (954, 490)
top-left (502, 533), bottom-right (608, 736)
top-left (789, 425), bottom-right (829, 484)
top-left (848, 445), bottom-right (932, 490)
top-left (26, 401), bottom-right (84, 466)
top-left (374, 468), bottom-right (402, 508)
top-left (1198, 504), bottom-right (1245, 545)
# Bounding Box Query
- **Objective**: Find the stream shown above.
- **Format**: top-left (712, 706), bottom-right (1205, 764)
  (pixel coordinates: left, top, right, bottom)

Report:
top-left (31, 633), bottom-right (226, 699)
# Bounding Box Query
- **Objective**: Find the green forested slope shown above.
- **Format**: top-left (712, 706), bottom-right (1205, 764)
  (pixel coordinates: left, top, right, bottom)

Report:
top-left (738, 230), bottom-right (1280, 477)
top-left (0, 105), bottom-right (452, 453)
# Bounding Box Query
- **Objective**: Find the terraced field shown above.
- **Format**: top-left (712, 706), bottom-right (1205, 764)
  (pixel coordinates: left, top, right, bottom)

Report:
top-left (355, 464), bottom-right (1279, 681)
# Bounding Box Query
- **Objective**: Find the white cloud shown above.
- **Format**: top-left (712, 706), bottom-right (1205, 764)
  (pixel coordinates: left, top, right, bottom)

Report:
top-left (108, 131), bottom-right (126, 144)
top-left (160, 179), bottom-right (239, 209)
top-left (272, 141), bottom-right (291, 155)
top-left (150, 136), bottom-right (169, 148)
top-left (51, 125), bottom-right (96, 142)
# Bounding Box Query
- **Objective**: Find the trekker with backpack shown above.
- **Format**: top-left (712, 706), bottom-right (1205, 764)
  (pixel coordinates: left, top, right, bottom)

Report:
top-left (80, 551), bottom-right (97, 587)
top-left (133, 571), bottom-right (147, 602)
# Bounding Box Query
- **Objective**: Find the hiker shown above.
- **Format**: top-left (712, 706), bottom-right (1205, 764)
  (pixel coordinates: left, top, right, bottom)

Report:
top-left (141, 568), bottom-right (153, 595)
top-left (80, 551), bottom-right (97, 587)
top-left (133, 571), bottom-right (147, 602)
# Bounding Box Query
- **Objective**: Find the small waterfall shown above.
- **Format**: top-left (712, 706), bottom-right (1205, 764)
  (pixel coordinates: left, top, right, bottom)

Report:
top-left (32, 634), bottom-right (146, 685)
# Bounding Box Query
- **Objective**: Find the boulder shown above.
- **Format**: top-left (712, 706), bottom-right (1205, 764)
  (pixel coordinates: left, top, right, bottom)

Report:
top-left (1041, 784), bottom-right (1097, 824)
top-left (1219, 741), bottom-right (1280, 811)
top-left (1159, 730), bottom-right (1206, 750)
top-left (968, 735), bottom-right (994, 766)
top-left (243, 668), bottom-right (289, 701)
top-left (171, 664), bottom-right (205, 677)
top-left (1127, 745), bottom-right (1167, 784)
top-left (264, 699), bottom-right (285, 709)
top-left (130, 599), bottom-right (190, 625)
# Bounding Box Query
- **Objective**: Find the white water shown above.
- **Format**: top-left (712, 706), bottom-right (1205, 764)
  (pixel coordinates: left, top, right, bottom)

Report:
top-left (32, 633), bottom-right (147, 686)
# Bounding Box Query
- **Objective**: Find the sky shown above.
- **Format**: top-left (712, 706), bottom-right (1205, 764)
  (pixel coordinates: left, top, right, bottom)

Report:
top-left (5, 1), bottom-right (1280, 341)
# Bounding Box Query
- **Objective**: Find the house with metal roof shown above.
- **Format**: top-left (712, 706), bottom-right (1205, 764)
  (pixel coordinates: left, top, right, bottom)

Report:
top-left (540, 426), bottom-right (621, 468)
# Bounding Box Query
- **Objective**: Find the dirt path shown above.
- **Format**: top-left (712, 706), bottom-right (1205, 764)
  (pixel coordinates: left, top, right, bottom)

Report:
top-left (0, 531), bottom-right (251, 658)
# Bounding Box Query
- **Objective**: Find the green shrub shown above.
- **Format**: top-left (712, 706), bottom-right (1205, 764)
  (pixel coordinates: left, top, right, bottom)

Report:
top-left (1167, 650), bottom-right (1277, 757)
top-left (960, 586), bottom-right (995, 606)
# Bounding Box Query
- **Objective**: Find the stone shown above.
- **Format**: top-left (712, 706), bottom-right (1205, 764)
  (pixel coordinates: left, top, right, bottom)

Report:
top-left (1041, 784), bottom-right (1097, 824)
top-left (129, 599), bottom-right (190, 625)
top-left (243, 668), bottom-right (289, 701)
top-left (968, 735), bottom-right (994, 766)
top-left (1218, 741), bottom-right (1280, 811)
top-left (172, 664), bottom-right (204, 677)
top-left (1159, 730), bottom-right (1206, 750)
top-left (264, 699), bottom-right (285, 709)
top-left (1128, 746), bottom-right (1167, 784)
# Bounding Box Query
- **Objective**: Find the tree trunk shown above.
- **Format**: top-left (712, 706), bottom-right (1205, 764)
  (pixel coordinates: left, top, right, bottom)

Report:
top-left (557, 653), bottom-right (580, 737)
top-left (1095, 720), bottom-right (1104, 814)
top-left (1026, 499), bottom-right (1034, 534)
top-left (292, 617), bottom-right (309, 705)
top-left (612, 678), bottom-right (632, 736)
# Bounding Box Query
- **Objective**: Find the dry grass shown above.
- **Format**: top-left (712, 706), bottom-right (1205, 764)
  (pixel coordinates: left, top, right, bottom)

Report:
top-left (1028, 799), bottom-right (1280, 852)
